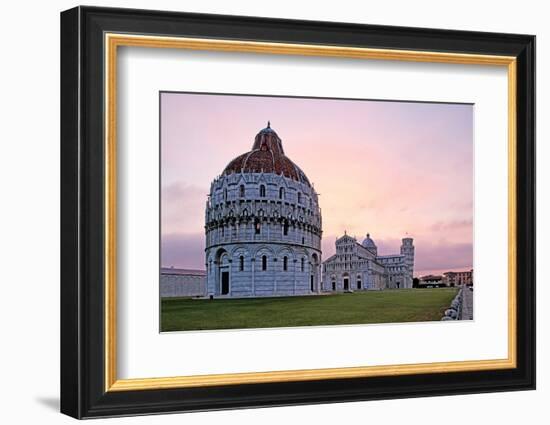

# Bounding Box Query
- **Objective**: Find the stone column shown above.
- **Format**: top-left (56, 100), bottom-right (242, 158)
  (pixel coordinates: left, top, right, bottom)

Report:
top-left (317, 261), bottom-right (322, 294)
top-left (274, 258), bottom-right (278, 294)
top-left (213, 260), bottom-right (219, 295)
top-left (228, 259), bottom-right (233, 296)
top-left (251, 258), bottom-right (255, 296)
top-left (293, 259), bottom-right (297, 294)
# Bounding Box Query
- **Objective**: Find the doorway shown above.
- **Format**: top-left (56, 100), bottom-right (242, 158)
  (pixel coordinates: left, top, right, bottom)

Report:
top-left (221, 271), bottom-right (229, 295)
top-left (343, 278), bottom-right (349, 290)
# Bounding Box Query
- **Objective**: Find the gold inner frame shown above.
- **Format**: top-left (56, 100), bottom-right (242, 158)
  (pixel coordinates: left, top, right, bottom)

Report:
top-left (104, 33), bottom-right (517, 392)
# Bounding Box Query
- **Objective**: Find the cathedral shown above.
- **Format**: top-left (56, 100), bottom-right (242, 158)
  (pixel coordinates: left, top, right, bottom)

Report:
top-left (322, 233), bottom-right (414, 291)
top-left (204, 123), bottom-right (323, 298)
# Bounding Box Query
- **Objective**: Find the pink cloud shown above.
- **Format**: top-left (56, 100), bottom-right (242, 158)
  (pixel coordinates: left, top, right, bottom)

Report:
top-left (160, 92), bottom-right (473, 274)
top-left (161, 182), bottom-right (207, 234)
top-left (161, 232), bottom-right (205, 270)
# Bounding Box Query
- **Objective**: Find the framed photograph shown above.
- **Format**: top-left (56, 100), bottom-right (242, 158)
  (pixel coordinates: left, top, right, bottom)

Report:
top-left (60, 6), bottom-right (535, 419)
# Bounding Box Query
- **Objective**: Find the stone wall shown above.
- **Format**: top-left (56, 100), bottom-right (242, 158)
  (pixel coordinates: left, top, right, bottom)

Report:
top-left (160, 268), bottom-right (206, 298)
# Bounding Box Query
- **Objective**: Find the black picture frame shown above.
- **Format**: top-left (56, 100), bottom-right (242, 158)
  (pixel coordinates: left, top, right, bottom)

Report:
top-left (61, 5), bottom-right (535, 419)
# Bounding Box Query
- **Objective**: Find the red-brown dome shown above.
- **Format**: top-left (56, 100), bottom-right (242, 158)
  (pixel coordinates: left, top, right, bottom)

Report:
top-left (223, 123), bottom-right (311, 186)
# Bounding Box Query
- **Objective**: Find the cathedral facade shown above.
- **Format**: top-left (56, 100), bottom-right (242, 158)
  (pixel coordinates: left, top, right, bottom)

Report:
top-left (322, 234), bottom-right (414, 291)
top-left (204, 123), bottom-right (322, 298)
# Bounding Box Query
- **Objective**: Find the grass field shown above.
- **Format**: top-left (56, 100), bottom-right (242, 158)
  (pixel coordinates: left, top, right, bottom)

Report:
top-left (160, 288), bottom-right (458, 332)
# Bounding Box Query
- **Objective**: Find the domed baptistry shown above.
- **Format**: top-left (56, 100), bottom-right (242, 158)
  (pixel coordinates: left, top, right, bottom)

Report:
top-left (204, 123), bottom-right (322, 298)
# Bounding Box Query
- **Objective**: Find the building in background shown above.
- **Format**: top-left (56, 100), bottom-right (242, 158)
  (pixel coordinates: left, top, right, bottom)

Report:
top-left (160, 267), bottom-right (206, 297)
top-left (419, 274), bottom-right (444, 287)
top-left (443, 269), bottom-right (474, 287)
top-left (204, 123), bottom-right (322, 298)
top-left (322, 233), bottom-right (414, 291)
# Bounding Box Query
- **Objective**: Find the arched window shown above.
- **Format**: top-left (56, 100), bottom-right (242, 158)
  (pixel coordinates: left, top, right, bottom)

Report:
top-left (283, 256), bottom-right (288, 271)
top-left (301, 257), bottom-right (305, 272)
top-left (297, 192), bottom-right (302, 203)
top-left (279, 187), bottom-right (285, 199)
top-left (239, 185), bottom-right (245, 198)
top-left (221, 226), bottom-right (225, 237)
top-left (262, 255), bottom-right (267, 271)
top-left (254, 218), bottom-right (261, 234)
top-left (239, 256), bottom-right (244, 271)
top-left (224, 188), bottom-right (228, 201)
top-left (283, 220), bottom-right (289, 236)
top-left (259, 185), bottom-right (266, 197)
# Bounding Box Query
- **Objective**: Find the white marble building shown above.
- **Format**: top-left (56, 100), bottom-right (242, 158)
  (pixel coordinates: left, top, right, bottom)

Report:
top-left (204, 123), bottom-right (322, 298)
top-left (322, 233), bottom-right (414, 291)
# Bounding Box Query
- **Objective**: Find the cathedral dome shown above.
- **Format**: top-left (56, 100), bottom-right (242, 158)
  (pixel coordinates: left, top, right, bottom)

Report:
top-left (222, 122), bottom-right (311, 186)
top-left (362, 233), bottom-right (377, 251)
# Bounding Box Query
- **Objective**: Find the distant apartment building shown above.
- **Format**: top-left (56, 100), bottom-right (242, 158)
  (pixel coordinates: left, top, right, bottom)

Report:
top-left (443, 269), bottom-right (474, 287)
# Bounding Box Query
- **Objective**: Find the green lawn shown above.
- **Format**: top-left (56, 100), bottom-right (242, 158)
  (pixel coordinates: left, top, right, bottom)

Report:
top-left (161, 288), bottom-right (458, 332)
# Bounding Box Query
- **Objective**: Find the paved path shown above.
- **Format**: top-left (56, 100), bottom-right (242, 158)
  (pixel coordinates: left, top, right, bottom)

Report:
top-left (461, 286), bottom-right (474, 320)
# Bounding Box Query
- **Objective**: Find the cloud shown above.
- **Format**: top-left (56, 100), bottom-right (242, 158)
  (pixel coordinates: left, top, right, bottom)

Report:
top-left (162, 230), bottom-right (472, 276)
top-left (159, 94), bottom-right (473, 276)
top-left (161, 182), bottom-right (207, 234)
top-left (161, 232), bottom-right (205, 269)
top-left (377, 237), bottom-right (472, 274)
top-left (429, 219), bottom-right (473, 233)
top-left (413, 241), bottom-right (473, 272)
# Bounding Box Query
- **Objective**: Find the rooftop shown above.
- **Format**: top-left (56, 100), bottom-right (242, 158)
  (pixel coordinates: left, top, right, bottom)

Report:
top-left (160, 267), bottom-right (206, 276)
top-left (222, 123), bottom-right (311, 186)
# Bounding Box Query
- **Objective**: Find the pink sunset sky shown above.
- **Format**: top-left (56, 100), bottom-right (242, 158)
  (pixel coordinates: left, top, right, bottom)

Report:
top-left (161, 92), bottom-right (473, 277)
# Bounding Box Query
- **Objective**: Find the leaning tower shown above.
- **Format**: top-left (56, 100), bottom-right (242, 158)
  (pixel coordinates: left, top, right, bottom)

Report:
top-left (400, 238), bottom-right (415, 288)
